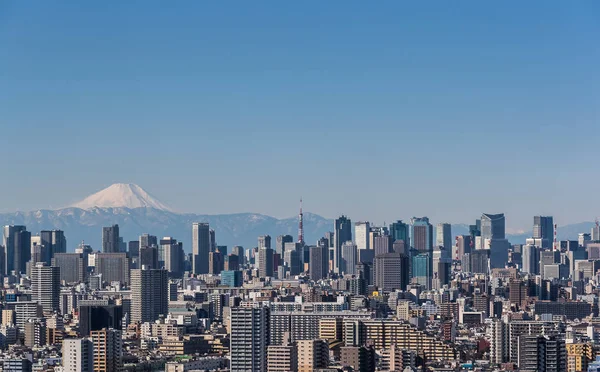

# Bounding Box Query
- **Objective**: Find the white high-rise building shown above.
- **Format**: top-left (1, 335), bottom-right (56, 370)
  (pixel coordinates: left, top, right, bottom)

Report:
top-left (30, 236), bottom-right (41, 253)
top-left (354, 222), bottom-right (370, 251)
top-left (31, 263), bottom-right (60, 312)
top-left (62, 338), bottom-right (93, 372)
top-left (161, 237), bottom-right (183, 277)
top-left (489, 319), bottom-right (507, 364)
top-left (436, 223), bottom-right (452, 250)
top-left (592, 224), bottom-right (600, 242)
top-left (521, 244), bottom-right (539, 275)
top-left (14, 302), bottom-right (42, 329)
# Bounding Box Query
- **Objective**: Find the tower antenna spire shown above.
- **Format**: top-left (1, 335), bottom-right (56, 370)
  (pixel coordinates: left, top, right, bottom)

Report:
top-left (298, 197), bottom-right (304, 245)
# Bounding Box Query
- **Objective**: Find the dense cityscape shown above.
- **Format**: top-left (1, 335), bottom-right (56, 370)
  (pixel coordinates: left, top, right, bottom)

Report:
top-left (0, 204), bottom-right (599, 372)
top-left (1, 2), bottom-right (597, 371)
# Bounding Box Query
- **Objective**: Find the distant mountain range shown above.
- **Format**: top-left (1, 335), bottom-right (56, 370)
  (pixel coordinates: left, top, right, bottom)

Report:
top-left (0, 207), bottom-right (332, 252)
top-left (0, 183), bottom-right (595, 251)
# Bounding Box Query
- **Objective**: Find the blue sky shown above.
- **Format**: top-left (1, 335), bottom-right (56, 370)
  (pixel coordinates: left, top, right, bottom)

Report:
top-left (0, 1), bottom-right (598, 231)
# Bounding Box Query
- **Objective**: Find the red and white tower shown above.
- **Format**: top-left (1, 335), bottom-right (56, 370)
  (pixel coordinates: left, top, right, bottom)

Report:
top-left (298, 198), bottom-right (304, 245)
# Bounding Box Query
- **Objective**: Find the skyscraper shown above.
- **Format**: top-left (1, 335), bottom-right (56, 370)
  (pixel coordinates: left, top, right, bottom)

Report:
top-left (412, 252), bottom-right (432, 289)
top-left (231, 246), bottom-right (245, 266)
top-left (389, 220), bottom-right (410, 247)
top-left (162, 238), bottom-right (184, 277)
top-left (455, 235), bottom-right (473, 261)
top-left (533, 216), bottom-right (553, 249)
top-left (284, 246), bottom-right (303, 276)
top-left (128, 241), bottom-right (140, 258)
top-left (3, 225), bottom-right (30, 275)
top-left (433, 256), bottom-right (452, 289)
top-left (469, 249), bottom-right (490, 274)
top-left (130, 268), bottom-right (168, 323)
top-left (432, 246), bottom-right (451, 289)
top-left (75, 242), bottom-right (93, 269)
top-left (533, 216), bottom-right (554, 241)
top-left (221, 270), bottom-right (243, 287)
top-left (192, 222), bottom-right (210, 275)
top-left (258, 235), bottom-right (272, 249)
top-left (309, 244), bottom-right (328, 281)
top-left (79, 304), bottom-right (123, 337)
top-left (140, 234), bottom-right (159, 264)
top-left (436, 223), bottom-right (452, 250)
top-left (297, 339), bottom-right (329, 372)
top-left (324, 231), bottom-right (335, 271)
top-left (374, 253), bottom-right (410, 291)
top-left (139, 246), bottom-right (158, 270)
top-left (101, 225), bottom-right (120, 253)
top-left (373, 235), bottom-right (393, 256)
top-left (225, 253), bottom-right (239, 271)
top-left (298, 198), bottom-right (305, 245)
top-left (469, 220), bottom-right (482, 238)
top-left (40, 230), bottom-right (66, 264)
top-left (522, 244), bottom-right (540, 275)
top-left (334, 216), bottom-right (352, 273)
top-left (340, 346), bottom-right (375, 372)
top-left (118, 237), bottom-right (126, 253)
top-left (481, 213), bottom-right (505, 240)
top-left (209, 229), bottom-right (217, 252)
top-left (355, 222), bottom-right (370, 251)
top-left (62, 338), bottom-right (94, 372)
top-left (341, 242), bottom-right (357, 275)
top-left (31, 263), bottom-right (60, 312)
top-left (94, 253), bottom-right (130, 285)
top-left (230, 305), bottom-right (270, 372)
top-left (52, 253), bottom-right (86, 283)
top-left (369, 226), bottom-right (388, 251)
top-left (410, 217), bottom-right (433, 252)
top-left (267, 336), bottom-right (298, 372)
top-left (11, 302), bottom-right (43, 330)
top-left (539, 249), bottom-right (560, 279)
top-left (139, 233), bottom-right (157, 248)
top-left (30, 243), bottom-right (46, 269)
top-left (392, 240), bottom-right (408, 255)
top-left (480, 213), bottom-right (509, 268)
top-left (259, 247), bottom-right (274, 278)
top-left (91, 328), bottom-right (122, 372)
top-left (275, 235), bottom-right (293, 256)
top-left (517, 334), bottom-right (566, 372)
top-left (592, 223), bottom-right (600, 242)
top-left (579, 233), bottom-right (591, 247)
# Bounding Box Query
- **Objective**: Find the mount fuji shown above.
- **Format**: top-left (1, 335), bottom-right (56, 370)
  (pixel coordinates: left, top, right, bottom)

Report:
top-left (69, 183), bottom-right (175, 212)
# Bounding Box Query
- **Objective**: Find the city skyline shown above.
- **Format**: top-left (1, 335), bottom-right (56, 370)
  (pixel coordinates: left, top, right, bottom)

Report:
top-left (2, 2), bottom-right (600, 371)
top-left (1, 2), bottom-right (599, 229)
top-left (0, 182), bottom-right (598, 234)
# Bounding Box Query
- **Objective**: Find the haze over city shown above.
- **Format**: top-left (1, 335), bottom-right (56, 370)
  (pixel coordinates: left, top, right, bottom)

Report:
top-left (2, 2), bottom-right (599, 231)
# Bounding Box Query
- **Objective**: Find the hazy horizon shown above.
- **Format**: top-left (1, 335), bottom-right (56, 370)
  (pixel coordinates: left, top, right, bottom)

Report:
top-left (0, 182), bottom-right (595, 235)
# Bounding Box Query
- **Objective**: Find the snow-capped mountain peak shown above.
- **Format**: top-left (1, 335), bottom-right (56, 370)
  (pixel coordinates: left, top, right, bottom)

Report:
top-left (69, 183), bottom-right (174, 212)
